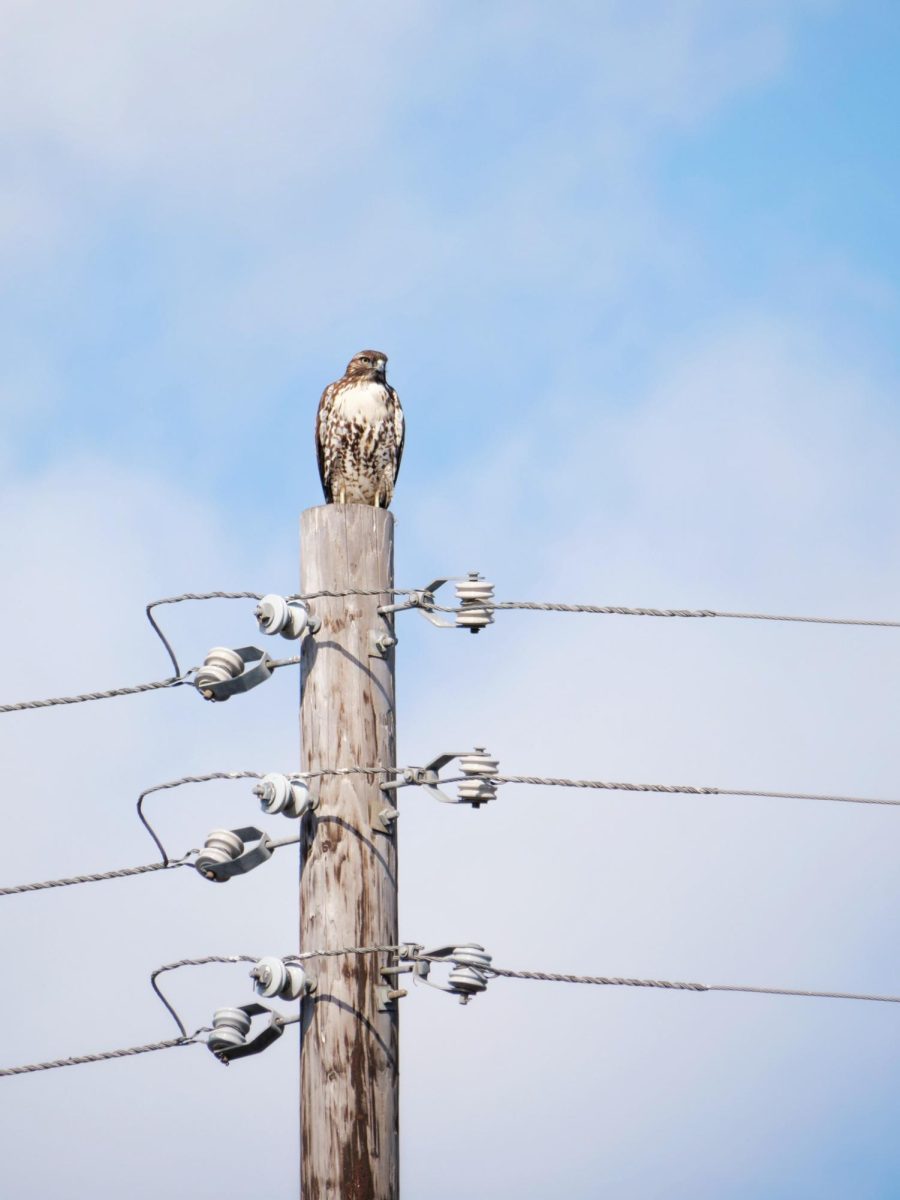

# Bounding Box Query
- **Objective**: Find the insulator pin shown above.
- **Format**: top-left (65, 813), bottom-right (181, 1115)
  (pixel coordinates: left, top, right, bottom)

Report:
top-left (255, 595), bottom-right (318, 640)
top-left (448, 945), bottom-right (493, 1003)
top-left (250, 957), bottom-right (314, 1001)
top-left (195, 829), bottom-right (244, 880)
top-left (254, 773), bottom-right (314, 818)
top-left (456, 748), bottom-right (499, 806)
top-left (195, 647), bottom-right (244, 696)
top-left (208, 1007), bottom-right (252, 1053)
top-left (455, 574), bottom-right (494, 633)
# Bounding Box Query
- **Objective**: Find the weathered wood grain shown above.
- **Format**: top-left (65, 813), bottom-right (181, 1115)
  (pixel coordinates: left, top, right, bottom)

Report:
top-left (299, 504), bottom-right (398, 1200)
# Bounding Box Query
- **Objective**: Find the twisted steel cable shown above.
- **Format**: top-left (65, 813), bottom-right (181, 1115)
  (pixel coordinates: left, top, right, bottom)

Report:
top-left (0, 1031), bottom-right (206, 1077)
top-left (0, 670), bottom-right (193, 715)
top-left (0, 856), bottom-right (194, 897)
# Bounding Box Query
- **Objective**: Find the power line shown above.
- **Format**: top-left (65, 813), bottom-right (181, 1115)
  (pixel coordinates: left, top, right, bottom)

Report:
top-left (0, 855), bottom-right (194, 897)
top-left (489, 774), bottom-right (900, 810)
top-left (5, 941), bottom-right (899, 1080)
top-left (146, 591), bottom-right (265, 672)
top-left (146, 588), bottom-right (412, 675)
top-left (5, 760), bottom-right (895, 903)
top-left (137, 770), bottom-right (263, 864)
top-left (0, 670), bottom-right (194, 715)
top-left (151, 954), bottom-right (261, 1036)
top-left (151, 946), bottom-right (401, 1036)
top-left (479, 964), bottom-right (900, 1006)
top-left (443, 599), bottom-right (900, 629)
top-left (0, 1031), bottom-right (205, 1077)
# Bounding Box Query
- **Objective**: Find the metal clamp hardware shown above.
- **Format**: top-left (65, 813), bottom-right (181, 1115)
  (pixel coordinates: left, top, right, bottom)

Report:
top-left (377, 578), bottom-right (455, 628)
top-left (377, 574), bottom-right (494, 633)
top-left (207, 1001), bottom-right (296, 1062)
top-left (254, 773), bottom-right (315, 818)
top-left (250, 957), bottom-right (316, 1001)
top-left (382, 749), bottom-right (499, 808)
top-left (255, 595), bottom-right (321, 640)
top-left (194, 825), bottom-right (286, 882)
top-left (195, 646), bottom-right (274, 702)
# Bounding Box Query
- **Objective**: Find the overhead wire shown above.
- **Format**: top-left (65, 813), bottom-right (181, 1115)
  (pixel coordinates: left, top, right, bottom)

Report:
top-left (429, 598), bottom-right (900, 628)
top-left (5, 940), bottom-right (900, 1079)
top-left (0, 670), bottom-right (194, 715)
top-left (0, 1032), bottom-right (207, 1077)
top-left (0, 854), bottom-right (195, 897)
top-left (488, 774), bottom-right (900, 810)
top-left (151, 945), bottom-right (401, 1036)
top-left (477, 964), bottom-right (900, 1007)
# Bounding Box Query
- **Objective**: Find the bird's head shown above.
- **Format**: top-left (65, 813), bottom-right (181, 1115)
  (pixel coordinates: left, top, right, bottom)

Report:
top-left (345, 349), bottom-right (388, 382)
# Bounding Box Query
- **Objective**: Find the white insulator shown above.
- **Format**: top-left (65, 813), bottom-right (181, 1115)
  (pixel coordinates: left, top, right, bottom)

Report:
top-left (195, 829), bottom-right (245, 879)
top-left (455, 575), bottom-right (495, 632)
top-left (254, 773), bottom-right (313, 818)
top-left (208, 1007), bottom-right (252, 1053)
top-left (285, 778), bottom-right (313, 818)
top-left (250, 956), bottom-right (311, 1001)
top-left (195, 646), bottom-right (244, 693)
top-left (448, 945), bottom-right (492, 999)
top-left (256, 594), bottom-right (310, 640)
top-left (456, 748), bottom-right (498, 805)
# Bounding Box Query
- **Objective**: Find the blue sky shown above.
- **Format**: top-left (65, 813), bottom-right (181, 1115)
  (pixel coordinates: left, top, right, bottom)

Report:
top-left (2, 3), bottom-right (900, 1197)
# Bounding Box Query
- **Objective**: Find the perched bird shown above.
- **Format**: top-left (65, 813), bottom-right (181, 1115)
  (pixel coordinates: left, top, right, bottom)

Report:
top-left (315, 350), bottom-right (405, 508)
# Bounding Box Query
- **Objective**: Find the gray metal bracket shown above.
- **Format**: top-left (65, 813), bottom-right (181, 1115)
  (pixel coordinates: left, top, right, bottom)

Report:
top-left (381, 751), bottom-right (497, 807)
top-left (377, 579), bottom-right (456, 628)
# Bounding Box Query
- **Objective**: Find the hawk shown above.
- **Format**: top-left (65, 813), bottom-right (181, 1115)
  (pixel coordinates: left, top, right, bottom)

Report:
top-left (315, 349), bottom-right (405, 508)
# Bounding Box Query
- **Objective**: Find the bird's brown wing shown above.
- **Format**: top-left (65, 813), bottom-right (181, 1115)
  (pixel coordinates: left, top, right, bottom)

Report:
top-left (315, 381), bottom-right (338, 501)
top-left (389, 384), bottom-right (405, 479)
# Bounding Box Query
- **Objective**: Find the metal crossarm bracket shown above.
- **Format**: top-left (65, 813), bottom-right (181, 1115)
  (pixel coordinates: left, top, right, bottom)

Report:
top-left (195, 646), bottom-right (274, 702)
top-left (382, 749), bottom-right (499, 807)
top-left (378, 579), bottom-right (456, 628)
top-left (377, 574), bottom-right (494, 632)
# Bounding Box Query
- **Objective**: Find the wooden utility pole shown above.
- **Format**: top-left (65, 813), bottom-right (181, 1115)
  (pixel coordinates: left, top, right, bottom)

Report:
top-left (299, 504), bottom-right (399, 1200)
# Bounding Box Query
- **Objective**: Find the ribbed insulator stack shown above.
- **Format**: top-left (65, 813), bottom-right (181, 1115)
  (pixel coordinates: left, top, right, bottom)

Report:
top-left (455, 574), bottom-right (495, 632)
top-left (207, 1008), bottom-right (252, 1053)
top-left (195, 647), bottom-right (244, 698)
top-left (195, 829), bottom-right (244, 880)
top-left (456, 748), bottom-right (499, 806)
top-left (448, 945), bottom-right (493, 1002)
